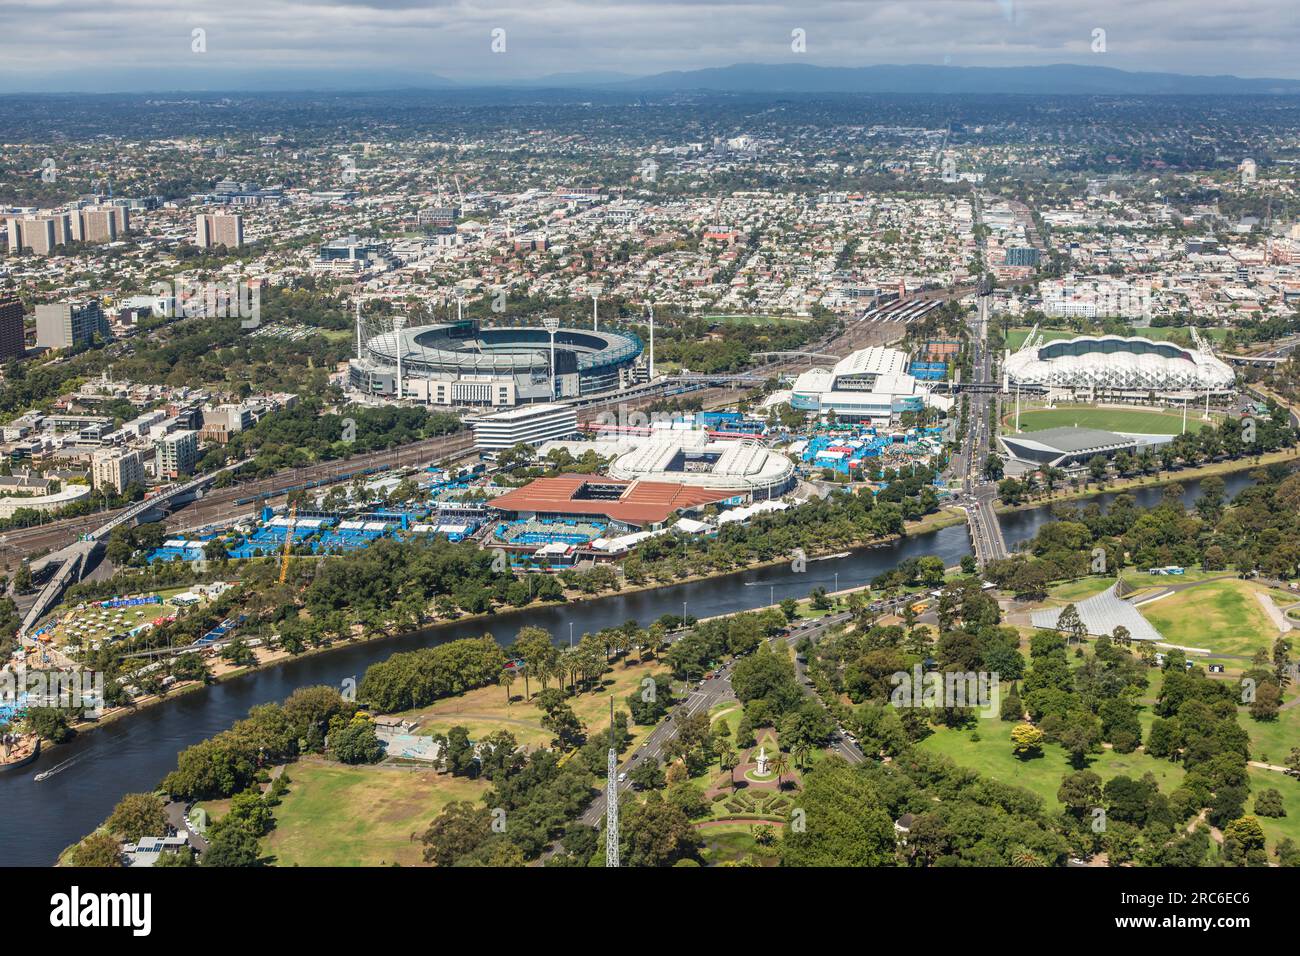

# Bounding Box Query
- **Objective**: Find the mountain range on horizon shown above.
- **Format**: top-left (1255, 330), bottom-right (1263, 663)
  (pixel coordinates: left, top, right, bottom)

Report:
top-left (6, 61), bottom-right (1300, 97)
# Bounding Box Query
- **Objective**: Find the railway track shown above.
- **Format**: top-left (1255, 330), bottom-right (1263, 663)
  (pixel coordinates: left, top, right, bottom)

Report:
top-left (4, 291), bottom-right (961, 566)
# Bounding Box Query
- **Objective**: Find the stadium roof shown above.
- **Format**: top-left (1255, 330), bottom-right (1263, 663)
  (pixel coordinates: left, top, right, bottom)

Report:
top-left (1030, 583), bottom-right (1164, 643)
top-left (488, 474), bottom-right (734, 526)
top-left (1001, 426), bottom-right (1130, 455)
top-left (1005, 334), bottom-right (1235, 392)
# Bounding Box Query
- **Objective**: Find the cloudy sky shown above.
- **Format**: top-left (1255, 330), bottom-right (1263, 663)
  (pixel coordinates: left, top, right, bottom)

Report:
top-left (1, 0), bottom-right (1297, 92)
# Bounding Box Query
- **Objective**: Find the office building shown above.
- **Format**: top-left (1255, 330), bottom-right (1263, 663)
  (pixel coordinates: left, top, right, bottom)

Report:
top-left (471, 403), bottom-right (579, 452)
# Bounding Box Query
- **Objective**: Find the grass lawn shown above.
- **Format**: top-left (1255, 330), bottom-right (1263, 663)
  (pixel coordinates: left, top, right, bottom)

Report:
top-left (1248, 768), bottom-right (1300, 854)
top-left (406, 655), bottom-right (670, 752)
top-left (1139, 579), bottom-right (1282, 657)
top-left (1010, 404), bottom-right (1209, 436)
top-left (1046, 577), bottom-right (1118, 604)
top-left (696, 823), bottom-right (781, 866)
top-left (261, 760), bottom-right (487, 866)
top-left (1242, 700), bottom-right (1300, 766)
top-left (1003, 328), bottom-right (1074, 350)
top-left (918, 712), bottom-right (1186, 811)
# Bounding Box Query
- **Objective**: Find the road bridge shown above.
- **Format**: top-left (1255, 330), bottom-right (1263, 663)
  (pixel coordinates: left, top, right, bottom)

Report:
top-left (17, 466), bottom-right (241, 640)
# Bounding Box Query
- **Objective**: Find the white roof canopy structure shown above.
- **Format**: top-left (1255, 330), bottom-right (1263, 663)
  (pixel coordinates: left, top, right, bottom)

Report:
top-left (1030, 583), bottom-right (1164, 643)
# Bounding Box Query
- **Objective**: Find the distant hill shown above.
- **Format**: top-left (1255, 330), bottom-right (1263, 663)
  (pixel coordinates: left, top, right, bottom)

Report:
top-left (597, 62), bottom-right (1300, 96)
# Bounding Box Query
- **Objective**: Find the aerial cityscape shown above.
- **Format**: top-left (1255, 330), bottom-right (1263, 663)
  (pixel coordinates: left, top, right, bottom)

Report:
top-left (2, 1), bottom-right (1300, 914)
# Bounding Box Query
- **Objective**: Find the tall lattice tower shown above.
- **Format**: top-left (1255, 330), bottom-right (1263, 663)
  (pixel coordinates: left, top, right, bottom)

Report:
top-left (605, 699), bottom-right (619, 867)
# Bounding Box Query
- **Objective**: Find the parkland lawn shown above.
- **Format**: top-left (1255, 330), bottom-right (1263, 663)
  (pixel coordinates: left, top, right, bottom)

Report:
top-left (1138, 578), bottom-right (1283, 657)
top-left (404, 655), bottom-right (672, 751)
top-left (1249, 768), bottom-right (1300, 851)
top-left (918, 711), bottom-right (1186, 811)
top-left (261, 759), bottom-right (487, 866)
top-left (1009, 404), bottom-right (1210, 436)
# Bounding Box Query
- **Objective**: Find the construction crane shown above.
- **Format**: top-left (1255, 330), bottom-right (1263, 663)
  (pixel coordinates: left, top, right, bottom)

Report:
top-left (279, 501), bottom-right (296, 584)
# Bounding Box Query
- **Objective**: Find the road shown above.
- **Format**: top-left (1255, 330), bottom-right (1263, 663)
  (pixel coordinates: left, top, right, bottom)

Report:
top-left (950, 195), bottom-right (1009, 566)
top-left (561, 602), bottom-right (890, 855)
top-left (5, 279), bottom-right (980, 570)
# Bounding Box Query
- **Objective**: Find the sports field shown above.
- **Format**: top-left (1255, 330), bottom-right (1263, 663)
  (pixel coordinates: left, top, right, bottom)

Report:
top-left (1008, 404), bottom-right (1210, 436)
top-left (261, 760), bottom-right (487, 866)
top-left (1003, 327), bottom-right (1228, 350)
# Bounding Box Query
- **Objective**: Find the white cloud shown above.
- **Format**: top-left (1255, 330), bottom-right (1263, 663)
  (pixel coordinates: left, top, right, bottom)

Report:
top-left (0, 0), bottom-right (1296, 91)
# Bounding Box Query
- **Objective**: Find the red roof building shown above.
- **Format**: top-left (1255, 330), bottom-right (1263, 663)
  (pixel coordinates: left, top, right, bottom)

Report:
top-left (488, 474), bottom-right (736, 529)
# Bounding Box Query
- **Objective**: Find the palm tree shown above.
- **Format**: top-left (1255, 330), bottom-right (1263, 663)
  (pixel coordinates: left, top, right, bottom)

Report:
top-left (792, 741), bottom-right (810, 771)
top-left (771, 752), bottom-right (790, 790)
top-left (499, 668), bottom-right (516, 706)
top-left (719, 743), bottom-right (738, 792)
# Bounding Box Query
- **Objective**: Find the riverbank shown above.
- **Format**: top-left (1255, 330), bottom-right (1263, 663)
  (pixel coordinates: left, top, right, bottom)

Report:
top-left (993, 449), bottom-right (1298, 514)
top-left (48, 505), bottom-right (967, 745)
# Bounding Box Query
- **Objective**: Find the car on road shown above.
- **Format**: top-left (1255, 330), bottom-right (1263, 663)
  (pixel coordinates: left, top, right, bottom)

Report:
top-left (617, 772), bottom-right (627, 783)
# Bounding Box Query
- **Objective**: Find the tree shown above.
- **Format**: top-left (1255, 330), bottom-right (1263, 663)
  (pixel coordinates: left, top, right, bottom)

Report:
top-left (226, 789), bottom-right (275, 837)
top-left (499, 668), bottom-right (516, 705)
top-left (629, 759), bottom-right (666, 792)
top-left (65, 831), bottom-right (123, 867)
top-left (780, 759), bottom-right (896, 867)
top-left (717, 742), bottom-right (739, 791)
top-left (1054, 711), bottom-right (1103, 768)
top-left (618, 791), bottom-right (702, 867)
top-left (420, 801), bottom-right (492, 867)
top-left (105, 793), bottom-right (169, 843)
top-left (1058, 770), bottom-right (1103, 820)
top-left (1223, 816), bottom-right (1267, 855)
top-left (771, 751), bottom-right (790, 790)
top-left (202, 819), bottom-right (262, 867)
top-left (1254, 788), bottom-right (1286, 818)
top-left (328, 716), bottom-right (384, 764)
top-left (1056, 604), bottom-right (1086, 646)
top-left (1000, 683), bottom-right (1023, 722)
top-left (1011, 722), bottom-right (1044, 759)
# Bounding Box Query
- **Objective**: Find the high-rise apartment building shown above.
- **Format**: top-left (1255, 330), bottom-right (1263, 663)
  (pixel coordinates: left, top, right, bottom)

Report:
top-left (7, 207), bottom-right (127, 255)
top-left (195, 213), bottom-right (244, 249)
top-left (34, 299), bottom-right (110, 350)
top-left (91, 446), bottom-right (147, 494)
top-left (0, 296), bottom-right (26, 361)
top-left (155, 430), bottom-right (199, 479)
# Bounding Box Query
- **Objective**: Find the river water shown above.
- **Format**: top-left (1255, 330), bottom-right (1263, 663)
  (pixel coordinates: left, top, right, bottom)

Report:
top-left (0, 470), bottom-right (1258, 865)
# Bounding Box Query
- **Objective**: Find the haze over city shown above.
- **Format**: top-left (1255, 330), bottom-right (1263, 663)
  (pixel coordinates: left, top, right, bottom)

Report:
top-left (2, 0), bottom-right (1300, 92)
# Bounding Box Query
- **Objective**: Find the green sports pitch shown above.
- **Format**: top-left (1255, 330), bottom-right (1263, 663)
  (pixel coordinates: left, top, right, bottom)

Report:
top-left (1006, 404), bottom-right (1214, 435)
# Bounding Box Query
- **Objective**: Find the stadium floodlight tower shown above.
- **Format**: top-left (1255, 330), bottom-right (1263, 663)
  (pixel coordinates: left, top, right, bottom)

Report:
top-left (591, 290), bottom-right (600, 331)
top-left (542, 315), bottom-right (561, 400)
top-left (647, 303), bottom-right (656, 380)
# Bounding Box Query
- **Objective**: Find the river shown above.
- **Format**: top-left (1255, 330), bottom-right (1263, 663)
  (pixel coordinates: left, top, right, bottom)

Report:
top-left (0, 470), bottom-right (1258, 865)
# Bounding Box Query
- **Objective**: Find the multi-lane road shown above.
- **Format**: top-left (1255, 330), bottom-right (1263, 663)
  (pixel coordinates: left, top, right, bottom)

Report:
top-left (949, 203), bottom-right (1010, 566)
top-left (564, 605), bottom-right (875, 851)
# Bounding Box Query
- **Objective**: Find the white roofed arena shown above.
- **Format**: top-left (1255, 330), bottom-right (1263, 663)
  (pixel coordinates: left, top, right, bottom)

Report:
top-left (1004, 335), bottom-right (1235, 399)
